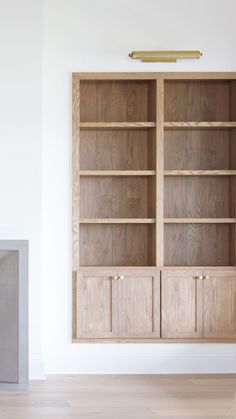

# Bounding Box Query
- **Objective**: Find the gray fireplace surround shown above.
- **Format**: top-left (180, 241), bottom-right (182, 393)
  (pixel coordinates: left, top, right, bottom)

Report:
top-left (0, 241), bottom-right (28, 391)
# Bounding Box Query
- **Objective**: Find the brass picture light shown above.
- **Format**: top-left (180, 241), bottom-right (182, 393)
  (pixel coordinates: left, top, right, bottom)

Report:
top-left (129, 51), bottom-right (202, 62)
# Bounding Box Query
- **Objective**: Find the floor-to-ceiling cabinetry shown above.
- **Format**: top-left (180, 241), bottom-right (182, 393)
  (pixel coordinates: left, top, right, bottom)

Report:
top-left (72, 72), bottom-right (236, 342)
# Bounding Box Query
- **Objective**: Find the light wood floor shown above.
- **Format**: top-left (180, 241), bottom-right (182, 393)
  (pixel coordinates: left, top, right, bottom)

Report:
top-left (0, 375), bottom-right (236, 418)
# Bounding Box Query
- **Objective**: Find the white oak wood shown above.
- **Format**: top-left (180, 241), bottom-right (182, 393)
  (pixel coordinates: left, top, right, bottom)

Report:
top-left (76, 270), bottom-right (118, 338)
top-left (73, 72), bottom-right (236, 343)
top-left (72, 76), bottom-right (80, 270)
top-left (80, 170), bottom-right (156, 176)
top-left (80, 122), bottom-right (156, 129)
top-left (164, 122), bottom-right (236, 129)
top-left (165, 170), bottom-right (236, 176)
top-left (156, 79), bottom-right (164, 266)
top-left (162, 270), bottom-right (203, 338)
top-left (117, 269), bottom-right (160, 338)
top-left (80, 218), bottom-right (156, 224)
top-left (203, 270), bottom-right (236, 338)
top-left (75, 71), bottom-right (236, 79)
top-left (164, 218), bottom-right (236, 223)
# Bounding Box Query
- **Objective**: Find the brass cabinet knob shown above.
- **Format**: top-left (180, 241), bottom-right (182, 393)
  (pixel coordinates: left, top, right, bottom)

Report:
top-left (119, 275), bottom-right (125, 280)
top-left (198, 275), bottom-right (203, 280)
top-left (113, 275), bottom-right (119, 280)
top-left (204, 275), bottom-right (210, 280)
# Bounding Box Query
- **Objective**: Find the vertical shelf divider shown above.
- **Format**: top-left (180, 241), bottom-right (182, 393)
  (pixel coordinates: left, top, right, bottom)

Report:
top-left (229, 81), bottom-right (236, 266)
top-left (72, 75), bottom-right (80, 271)
top-left (156, 79), bottom-right (164, 266)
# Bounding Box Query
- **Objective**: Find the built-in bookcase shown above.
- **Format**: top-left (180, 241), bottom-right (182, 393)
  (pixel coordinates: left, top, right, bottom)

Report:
top-left (78, 80), bottom-right (157, 266)
top-left (74, 76), bottom-right (236, 269)
top-left (73, 73), bottom-right (236, 343)
top-left (164, 80), bottom-right (236, 266)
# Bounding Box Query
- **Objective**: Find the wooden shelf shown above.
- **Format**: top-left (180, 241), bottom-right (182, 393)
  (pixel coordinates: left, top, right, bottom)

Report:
top-left (80, 122), bottom-right (156, 129)
top-left (80, 170), bottom-right (156, 176)
top-left (164, 122), bottom-right (236, 129)
top-left (80, 218), bottom-right (156, 224)
top-left (164, 218), bottom-right (236, 224)
top-left (164, 170), bottom-right (236, 176)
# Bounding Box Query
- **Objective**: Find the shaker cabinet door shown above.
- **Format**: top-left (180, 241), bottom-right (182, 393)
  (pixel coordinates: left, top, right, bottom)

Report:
top-left (203, 271), bottom-right (236, 338)
top-left (118, 269), bottom-right (160, 338)
top-left (162, 270), bottom-right (203, 338)
top-left (75, 270), bottom-right (118, 339)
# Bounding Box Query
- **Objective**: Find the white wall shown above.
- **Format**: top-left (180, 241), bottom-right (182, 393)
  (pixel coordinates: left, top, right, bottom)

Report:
top-left (0, 1), bottom-right (43, 378)
top-left (42, 0), bottom-right (236, 374)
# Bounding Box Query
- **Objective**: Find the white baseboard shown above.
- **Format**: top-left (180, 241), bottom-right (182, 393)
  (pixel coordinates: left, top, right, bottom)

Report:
top-left (43, 353), bottom-right (236, 375)
top-left (29, 358), bottom-right (45, 379)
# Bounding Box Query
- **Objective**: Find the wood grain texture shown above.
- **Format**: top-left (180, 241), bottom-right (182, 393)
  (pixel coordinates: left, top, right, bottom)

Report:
top-left (164, 218), bottom-right (236, 223)
top-left (80, 225), bottom-right (155, 266)
top-left (164, 224), bottom-right (231, 266)
top-left (80, 170), bottom-right (156, 176)
top-left (165, 170), bottom-right (236, 176)
top-left (78, 79), bottom-right (157, 268)
top-left (76, 271), bottom-right (118, 338)
top-left (164, 81), bottom-right (230, 122)
top-left (80, 219), bottom-right (156, 224)
top-left (80, 81), bottom-right (154, 122)
top-left (74, 72), bottom-right (236, 343)
top-left (118, 269), bottom-right (160, 338)
top-left (80, 176), bottom-right (154, 218)
top-left (203, 270), bottom-right (236, 338)
top-left (80, 129), bottom-right (154, 171)
top-left (74, 337), bottom-right (236, 343)
top-left (72, 271), bottom-right (77, 340)
top-left (2, 374), bottom-right (236, 418)
top-left (75, 71), bottom-right (236, 79)
top-left (229, 81), bottom-right (236, 266)
top-left (80, 225), bottom-right (113, 266)
top-left (156, 79), bottom-right (164, 266)
top-left (80, 122), bottom-right (156, 128)
top-left (72, 75), bottom-right (80, 270)
top-left (164, 177), bottom-right (231, 218)
top-left (112, 225), bottom-right (155, 266)
top-left (164, 122), bottom-right (236, 128)
top-left (162, 270), bottom-right (203, 338)
top-left (164, 129), bottom-right (230, 171)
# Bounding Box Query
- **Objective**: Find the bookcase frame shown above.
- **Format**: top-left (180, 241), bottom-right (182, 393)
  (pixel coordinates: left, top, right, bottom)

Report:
top-left (72, 72), bottom-right (236, 343)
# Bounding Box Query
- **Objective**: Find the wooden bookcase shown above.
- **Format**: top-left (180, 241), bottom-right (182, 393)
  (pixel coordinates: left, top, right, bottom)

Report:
top-left (77, 80), bottom-right (157, 267)
top-left (73, 73), bottom-right (236, 342)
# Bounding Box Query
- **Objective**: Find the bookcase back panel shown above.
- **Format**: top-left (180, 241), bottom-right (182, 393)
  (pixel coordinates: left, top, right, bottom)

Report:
top-left (80, 81), bottom-right (156, 122)
top-left (80, 129), bottom-right (155, 170)
top-left (164, 223), bottom-right (233, 266)
top-left (80, 177), bottom-right (155, 218)
top-left (164, 130), bottom-right (231, 170)
top-left (164, 81), bottom-right (231, 122)
top-left (80, 224), bottom-right (155, 266)
top-left (165, 177), bottom-right (231, 218)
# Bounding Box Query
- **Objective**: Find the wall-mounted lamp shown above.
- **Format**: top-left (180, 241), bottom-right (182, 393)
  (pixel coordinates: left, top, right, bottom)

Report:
top-left (129, 51), bottom-right (202, 63)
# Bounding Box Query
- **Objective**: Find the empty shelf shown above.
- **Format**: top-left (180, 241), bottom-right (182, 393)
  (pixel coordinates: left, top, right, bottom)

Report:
top-left (164, 122), bottom-right (236, 129)
top-left (80, 170), bottom-right (156, 176)
top-left (80, 218), bottom-right (156, 224)
top-left (80, 122), bottom-right (156, 129)
top-left (164, 218), bottom-right (236, 223)
top-left (164, 170), bottom-right (236, 176)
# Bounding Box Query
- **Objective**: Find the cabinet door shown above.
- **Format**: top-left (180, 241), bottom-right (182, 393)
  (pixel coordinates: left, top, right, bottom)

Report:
top-left (162, 270), bottom-right (203, 338)
top-left (118, 269), bottom-right (160, 338)
top-left (75, 270), bottom-right (118, 339)
top-left (203, 270), bottom-right (236, 338)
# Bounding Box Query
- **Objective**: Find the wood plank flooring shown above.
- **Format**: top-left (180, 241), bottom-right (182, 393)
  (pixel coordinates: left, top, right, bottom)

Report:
top-left (0, 374), bottom-right (236, 418)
